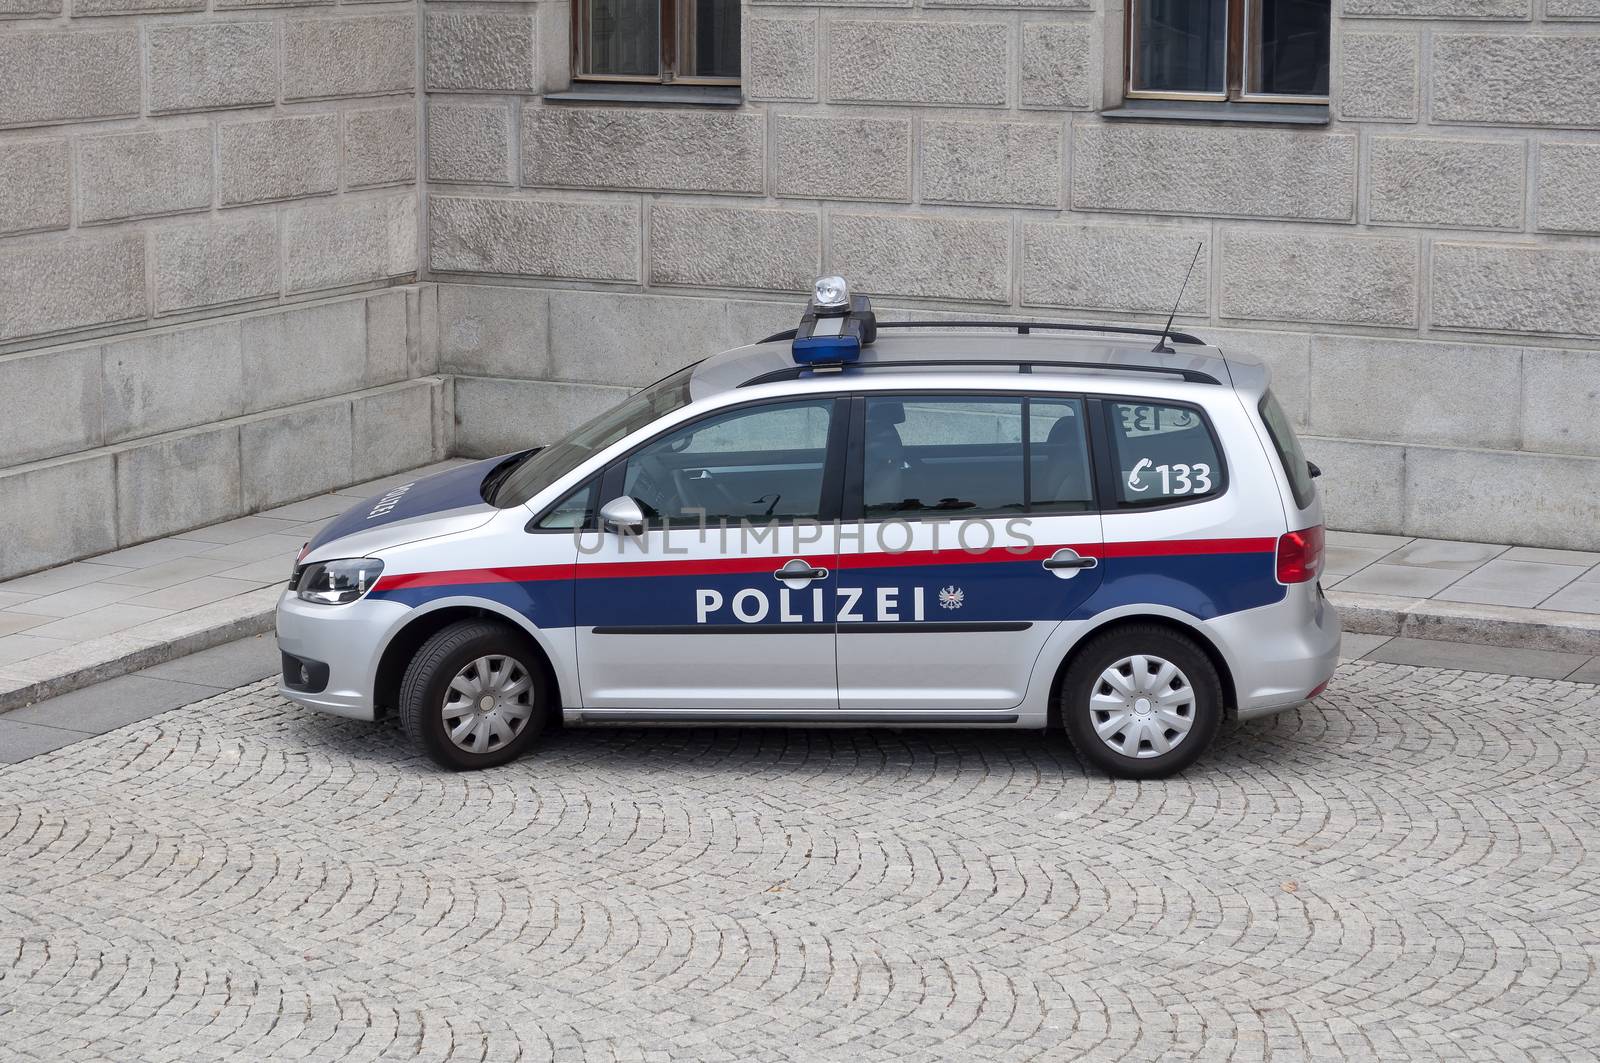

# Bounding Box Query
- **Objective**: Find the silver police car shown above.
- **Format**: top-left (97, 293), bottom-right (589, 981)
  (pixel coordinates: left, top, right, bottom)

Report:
top-left (277, 279), bottom-right (1339, 779)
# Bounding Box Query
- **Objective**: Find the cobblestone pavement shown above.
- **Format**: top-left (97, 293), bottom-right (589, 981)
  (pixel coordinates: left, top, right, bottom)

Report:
top-left (1, 661), bottom-right (1597, 1062)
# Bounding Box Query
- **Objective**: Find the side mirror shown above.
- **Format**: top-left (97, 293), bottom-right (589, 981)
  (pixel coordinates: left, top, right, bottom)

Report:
top-left (1307, 460), bottom-right (1322, 479)
top-left (599, 495), bottom-right (646, 532)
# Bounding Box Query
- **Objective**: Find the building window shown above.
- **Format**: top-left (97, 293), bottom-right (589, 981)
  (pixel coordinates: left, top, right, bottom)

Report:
top-left (575, 0), bottom-right (740, 84)
top-left (1126, 0), bottom-right (1329, 104)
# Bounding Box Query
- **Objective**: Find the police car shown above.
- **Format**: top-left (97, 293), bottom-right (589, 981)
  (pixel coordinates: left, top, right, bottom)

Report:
top-left (277, 278), bottom-right (1339, 779)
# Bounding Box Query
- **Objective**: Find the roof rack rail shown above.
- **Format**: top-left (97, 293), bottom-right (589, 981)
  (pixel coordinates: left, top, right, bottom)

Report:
top-left (740, 358), bottom-right (1221, 388)
top-left (756, 320), bottom-right (1207, 346)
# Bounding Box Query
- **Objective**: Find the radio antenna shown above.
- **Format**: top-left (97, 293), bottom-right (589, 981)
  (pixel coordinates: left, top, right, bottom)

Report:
top-left (1152, 242), bottom-right (1203, 354)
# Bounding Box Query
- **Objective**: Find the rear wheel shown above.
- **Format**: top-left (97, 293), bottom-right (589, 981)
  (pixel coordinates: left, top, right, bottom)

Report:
top-left (1059, 624), bottom-right (1222, 779)
top-left (399, 620), bottom-right (548, 770)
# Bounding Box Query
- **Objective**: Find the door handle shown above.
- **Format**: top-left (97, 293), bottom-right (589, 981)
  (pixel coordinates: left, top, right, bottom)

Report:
top-left (773, 558), bottom-right (828, 582)
top-left (1042, 548), bottom-right (1098, 574)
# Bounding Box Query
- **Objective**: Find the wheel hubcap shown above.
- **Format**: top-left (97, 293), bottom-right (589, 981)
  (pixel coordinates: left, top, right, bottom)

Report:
top-left (1088, 654), bottom-right (1196, 760)
top-left (441, 655), bottom-right (535, 754)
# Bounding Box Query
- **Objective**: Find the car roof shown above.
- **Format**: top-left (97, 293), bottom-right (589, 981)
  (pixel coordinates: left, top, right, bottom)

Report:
top-left (690, 327), bottom-right (1267, 401)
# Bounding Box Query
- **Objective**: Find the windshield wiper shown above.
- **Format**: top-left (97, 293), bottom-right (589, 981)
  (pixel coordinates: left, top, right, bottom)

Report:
top-left (479, 448), bottom-right (540, 505)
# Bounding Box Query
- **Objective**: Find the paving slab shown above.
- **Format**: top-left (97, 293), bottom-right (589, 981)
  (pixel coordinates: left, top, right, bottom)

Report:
top-left (0, 612), bottom-right (51, 637)
top-left (174, 515), bottom-right (307, 545)
top-left (1433, 559), bottom-right (1589, 609)
top-left (1501, 545), bottom-right (1600, 568)
top-left (223, 555), bottom-right (299, 585)
top-left (99, 556), bottom-right (238, 590)
top-left (198, 533), bottom-right (315, 564)
top-left (126, 575), bottom-right (272, 612)
top-left (0, 718), bottom-right (93, 763)
top-left (0, 634), bottom-right (71, 667)
top-left (1381, 538), bottom-right (1509, 571)
top-left (24, 604), bottom-right (174, 641)
top-left (89, 538), bottom-right (213, 569)
top-left (1363, 637), bottom-right (1593, 681)
top-left (1335, 563), bottom-right (1464, 598)
top-left (0, 563), bottom-right (134, 597)
top-left (5, 674), bottom-right (222, 736)
top-left (1324, 544), bottom-right (1395, 577)
top-left (0, 591), bottom-right (39, 610)
top-left (1540, 580), bottom-right (1600, 614)
top-left (8, 581), bottom-right (150, 617)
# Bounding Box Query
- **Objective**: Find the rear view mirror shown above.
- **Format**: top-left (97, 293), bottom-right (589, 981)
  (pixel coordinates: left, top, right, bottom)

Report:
top-left (599, 495), bottom-right (646, 532)
top-left (1307, 461), bottom-right (1322, 479)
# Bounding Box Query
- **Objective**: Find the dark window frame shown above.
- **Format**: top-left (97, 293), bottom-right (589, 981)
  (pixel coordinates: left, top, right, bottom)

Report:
top-left (1090, 396), bottom-right (1231, 513)
top-left (1124, 0), bottom-right (1329, 106)
top-left (571, 0), bottom-right (740, 86)
top-left (842, 390), bottom-right (1101, 525)
top-left (598, 395), bottom-right (851, 530)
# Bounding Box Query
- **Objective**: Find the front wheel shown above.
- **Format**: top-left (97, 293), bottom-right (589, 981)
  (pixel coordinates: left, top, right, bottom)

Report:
top-left (1058, 625), bottom-right (1222, 779)
top-left (399, 620), bottom-right (549, 770)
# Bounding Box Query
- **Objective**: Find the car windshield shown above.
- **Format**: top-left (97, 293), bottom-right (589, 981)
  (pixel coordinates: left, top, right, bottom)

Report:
top-left (488, 364), bottom-right (698, 509)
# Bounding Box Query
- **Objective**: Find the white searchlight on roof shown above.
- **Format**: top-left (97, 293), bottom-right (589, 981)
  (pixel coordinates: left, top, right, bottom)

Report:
top-left (792, 276), bottom-right (876, 365)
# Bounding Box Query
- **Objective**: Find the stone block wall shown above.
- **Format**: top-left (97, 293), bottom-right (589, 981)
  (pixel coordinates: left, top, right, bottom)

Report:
top-left (0, 1), bottom-right (438, 579)
top-left (8, 0), bottom-right (1600, 569)
top-left (0, 5), bottom-right (422, 351)
top-left (0, 288), bottom-right (450, 579)
top-left (424, 0), bottom-right (1600, 549)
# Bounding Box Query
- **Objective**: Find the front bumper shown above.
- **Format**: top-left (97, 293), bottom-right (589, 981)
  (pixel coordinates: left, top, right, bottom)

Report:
top-left (275, 589), bottom-right (410, 721)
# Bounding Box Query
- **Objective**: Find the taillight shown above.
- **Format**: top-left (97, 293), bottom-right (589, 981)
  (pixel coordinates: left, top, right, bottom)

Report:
top-left (1276, 524), bottom-right (1324, 584)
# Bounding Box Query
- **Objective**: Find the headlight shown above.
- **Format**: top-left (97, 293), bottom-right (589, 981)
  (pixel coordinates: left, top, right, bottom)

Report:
top-left (296, 558), bottom-right (385, 605)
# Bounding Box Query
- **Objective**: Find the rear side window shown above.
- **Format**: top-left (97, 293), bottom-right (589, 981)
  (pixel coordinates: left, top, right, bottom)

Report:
top-left (1103, 399), bottom-right (1224, 506)
top-left (859, 395), bottom-right (1095, 518)
top-left (1258, 391), bottom-right (1315, 509)
top-left (864, 396), bottom-right (1025, 516)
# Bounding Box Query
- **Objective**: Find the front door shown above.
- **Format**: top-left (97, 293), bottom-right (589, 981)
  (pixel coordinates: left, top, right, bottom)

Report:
top-left (836, 392), bottom-right (1104, 711)
top-left (575, 396), bottom-right (845, 711)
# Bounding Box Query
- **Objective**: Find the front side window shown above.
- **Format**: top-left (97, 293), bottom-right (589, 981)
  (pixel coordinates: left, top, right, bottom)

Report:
top-left (576, 0), bottom-right (739, 83)
top-left (1104, 400), bottom-right (1224, 506)
top-left (623, 399), bottom-right (834, 525)
top-left (1127, 0), bottom-right (1329, 103)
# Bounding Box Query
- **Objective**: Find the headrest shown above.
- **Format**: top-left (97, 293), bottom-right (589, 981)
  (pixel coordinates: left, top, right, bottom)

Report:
top-left (868, 401), bottom-right (905, 426)
top-left (1044, 414), bottom-right (1079, 446)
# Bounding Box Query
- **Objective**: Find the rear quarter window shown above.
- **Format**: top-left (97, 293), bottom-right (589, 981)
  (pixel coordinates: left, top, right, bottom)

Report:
top-left (1258, 391), bottom-right (1315, 510)
top-left (1103, 399), bottom-right (1225, 506)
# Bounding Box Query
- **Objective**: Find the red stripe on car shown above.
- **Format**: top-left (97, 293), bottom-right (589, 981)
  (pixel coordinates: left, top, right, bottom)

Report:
top-left (371, 537), bottom-right (1276, 593)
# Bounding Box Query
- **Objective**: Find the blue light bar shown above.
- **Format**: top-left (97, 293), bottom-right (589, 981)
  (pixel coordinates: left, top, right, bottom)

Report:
top-left (793, 331), bottom-right (861, 364)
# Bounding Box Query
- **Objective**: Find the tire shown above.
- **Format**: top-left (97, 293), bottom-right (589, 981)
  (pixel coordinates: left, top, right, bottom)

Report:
top-left (399, 620), bottom-right (549, 770)
top-left (1058, 624), bottom-right (1223, 780)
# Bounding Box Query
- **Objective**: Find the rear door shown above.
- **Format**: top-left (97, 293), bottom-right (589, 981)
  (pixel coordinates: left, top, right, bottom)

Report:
top-left (1091, 395), bottom-right (1284, 617)
top-left (834, 391), bottom-right (1104, 712)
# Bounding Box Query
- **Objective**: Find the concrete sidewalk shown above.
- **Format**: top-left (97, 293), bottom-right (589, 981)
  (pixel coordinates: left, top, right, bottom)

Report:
top-left (0, 459), bottom-right (469, 712)
top-left (3, 492), bottom-right (1600, 714)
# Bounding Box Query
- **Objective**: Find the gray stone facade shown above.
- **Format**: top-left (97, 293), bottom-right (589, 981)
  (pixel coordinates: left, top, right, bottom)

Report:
top-left (2, 0), bottom-right (1599, 578)
top-left (419, 0), bottom-right (1600, 552)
